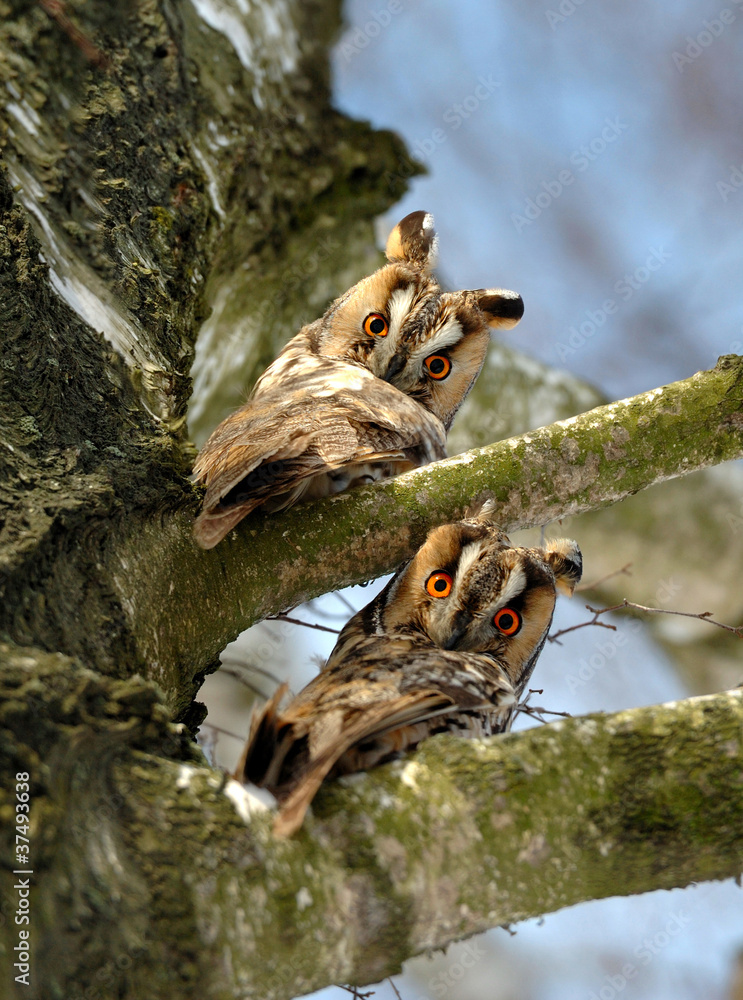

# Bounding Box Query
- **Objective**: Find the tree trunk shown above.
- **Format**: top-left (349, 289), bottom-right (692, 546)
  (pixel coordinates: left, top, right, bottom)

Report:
top-left (1, 3), bottom-right (741, 999)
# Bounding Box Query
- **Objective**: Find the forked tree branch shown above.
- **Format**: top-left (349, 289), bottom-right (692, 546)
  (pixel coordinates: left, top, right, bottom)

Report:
top-left (13, 655), bottom-right (738, 1000)
top-left (4, 3), bottom-right (740, 999)
top-left (110, 354), bottom-right (743, 713)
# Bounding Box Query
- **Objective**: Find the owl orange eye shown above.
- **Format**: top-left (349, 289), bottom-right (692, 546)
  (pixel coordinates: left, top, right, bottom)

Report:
top-left (363, 313), bottom-right (389, 337)
top-left (424, 354), bottom-right (451, 380)
top-left (493, 607), bottom-right (521, 635)
top-left (425, 571), bottom-right (453, 598)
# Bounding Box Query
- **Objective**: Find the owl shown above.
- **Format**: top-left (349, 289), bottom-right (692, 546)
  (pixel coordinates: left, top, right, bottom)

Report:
top-left (192, 211), bottom-right (524, 548)
top-left (327, 514), bottom-right (582, 701)
top-left (235, 512), bottom-right (582, 835)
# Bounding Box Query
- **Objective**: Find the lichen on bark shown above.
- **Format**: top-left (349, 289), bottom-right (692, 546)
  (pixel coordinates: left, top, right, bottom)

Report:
top-left (103, 354), bottom-right (743, 716)
top-left (0, 0), bottom-right (413, 710)
top-left (3, 650), bottom-right (738, 1000)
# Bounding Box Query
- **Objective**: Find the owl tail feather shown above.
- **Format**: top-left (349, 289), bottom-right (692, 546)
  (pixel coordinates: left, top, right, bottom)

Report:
top-left (272, 692), bottom-right (462, 838)
top-left (193, 503), bottom-right (255, 549)
top-left (272, 758), bottom-right (340, 838)
top-left (234, 683), bottom-right (291, 790)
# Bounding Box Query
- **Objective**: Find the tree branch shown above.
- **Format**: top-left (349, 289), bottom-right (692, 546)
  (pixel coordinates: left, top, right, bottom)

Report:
top-left (4, 652), bottom-right (737, 1000)
top-left (4, 3), bottom-right (740, 999)
top-left (110, 355), bottom-right (743, 713)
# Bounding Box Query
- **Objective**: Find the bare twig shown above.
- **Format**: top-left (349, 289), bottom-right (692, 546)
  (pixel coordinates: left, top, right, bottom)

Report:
top-left (267, 613), bottom-right (340, 635)
top-left (548, 607), bottom-right (617, 643)
top-left (576, 562), bottom-right (633, 592)
top-left (339, 987), bottom-right (375, 999)
top-left (219, 662), bottom-right (284, 689)
top-left (387, 979), bottom-right (404, 1000)
top-left (514, 689), bottom-right (572, 725)
top-left (269, 613), bottom-right (341, 635)
top-left (334, 591), bottom-right (359, 615)
top-left (304, 599), bottom-right (348, 621)
top-left (550, 599), bottom-right (743, 645)
top-left (586, 600), bottom-right (743, 638)
top-left (198, 721), bottom-right (246, 743)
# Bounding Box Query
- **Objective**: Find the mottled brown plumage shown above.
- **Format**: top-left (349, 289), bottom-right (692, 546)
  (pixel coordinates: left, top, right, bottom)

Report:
top-left (236, 511), bottom-right (582, 835)
top-left (192, 212), bottom-right (524, 548)
top-left (236, 637), bottom-right (516, 838)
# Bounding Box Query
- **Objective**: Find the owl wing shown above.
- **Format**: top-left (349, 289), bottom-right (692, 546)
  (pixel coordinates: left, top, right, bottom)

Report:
top-left (237, 639), bottom-right (515, 836)
top-left (192, 361), bottom-right (447, 548)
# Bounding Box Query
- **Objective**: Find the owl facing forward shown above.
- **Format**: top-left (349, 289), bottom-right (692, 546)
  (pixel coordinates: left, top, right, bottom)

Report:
top-left (192, 212), bottom-right (524, 548)
top-left (236, 514), bottom-right (581, 835)
top-left (327, 513), bottom-right (582, 702)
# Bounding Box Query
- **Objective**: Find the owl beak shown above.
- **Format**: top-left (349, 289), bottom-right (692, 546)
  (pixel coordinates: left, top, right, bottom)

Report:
top-left (442, 610), bottom-right (471, 650)
top-left (383, 352), bottom-right (407, 382)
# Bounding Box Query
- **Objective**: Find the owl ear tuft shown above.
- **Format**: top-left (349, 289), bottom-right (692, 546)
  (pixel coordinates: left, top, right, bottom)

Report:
top-left (475, 288), bottom-right (525, 330)
top-left (540, 539), bottom-right (583, 595)
top-left (385, 210), bottom-right (438, 274)
top-left (464, 498), bottom-right (502, 528)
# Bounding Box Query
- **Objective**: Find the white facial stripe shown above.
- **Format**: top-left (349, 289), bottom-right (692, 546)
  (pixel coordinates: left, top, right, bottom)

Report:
top-left (409, 314), bottom-right (463, 365)
top-left (453, 540), bottom-right (484, 595)
top-left (492, 565), bottom-right (526, 610)
top-left (373, 285), bottom-right (417, 369)
top-left (387, 285), bottom-right (417, 343)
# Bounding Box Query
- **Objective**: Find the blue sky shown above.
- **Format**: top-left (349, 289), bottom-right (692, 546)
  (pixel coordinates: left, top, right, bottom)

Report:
top-left (332, 0), bottom-right (743, 399)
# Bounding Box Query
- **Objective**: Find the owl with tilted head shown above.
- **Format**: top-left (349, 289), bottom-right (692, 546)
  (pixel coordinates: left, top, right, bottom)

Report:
top-left (192, 213), bottom-right (524, 548)
top-left (236, 507), bottom-right (581, 835)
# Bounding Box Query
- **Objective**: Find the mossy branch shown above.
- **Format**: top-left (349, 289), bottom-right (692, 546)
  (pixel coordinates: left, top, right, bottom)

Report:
top-left (113, 355), bottom-right (743, 713)
top-left (5, 654), bottom-right (738, 1000)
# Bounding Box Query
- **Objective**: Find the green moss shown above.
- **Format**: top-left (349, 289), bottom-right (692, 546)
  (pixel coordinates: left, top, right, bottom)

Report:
top-left (150, 205), bottom-right (174, 233)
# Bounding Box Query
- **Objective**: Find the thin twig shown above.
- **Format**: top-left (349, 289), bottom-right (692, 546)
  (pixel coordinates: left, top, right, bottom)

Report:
top-left (219, 662), bottom-right (283, 688)
top-left (334, 591), bottom-right (359, 614)
top-left (576, 562), bottom-right (633, 592)
top-left (550, 599), bottom-right (743, 645)
top-left (387, 979), bottom-right (403, 1000)
top-left (514, 689), bottom-right (572, 725)
top-left (304, 598), bottom-right (350, 622)
top-left (198, 721), bottom-right (246, 743)
top-left (267, 613), bottom-right (340, 635)
top-left (586, 600), bottom-right (743, 638)
top-left (548, 608), bottom-right (617, 643)
top-left (339, 988), bottom-right (375, 999)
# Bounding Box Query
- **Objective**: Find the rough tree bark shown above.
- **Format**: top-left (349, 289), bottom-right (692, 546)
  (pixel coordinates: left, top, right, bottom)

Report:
top-left (0, 3), bottom-right (741, 1000)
